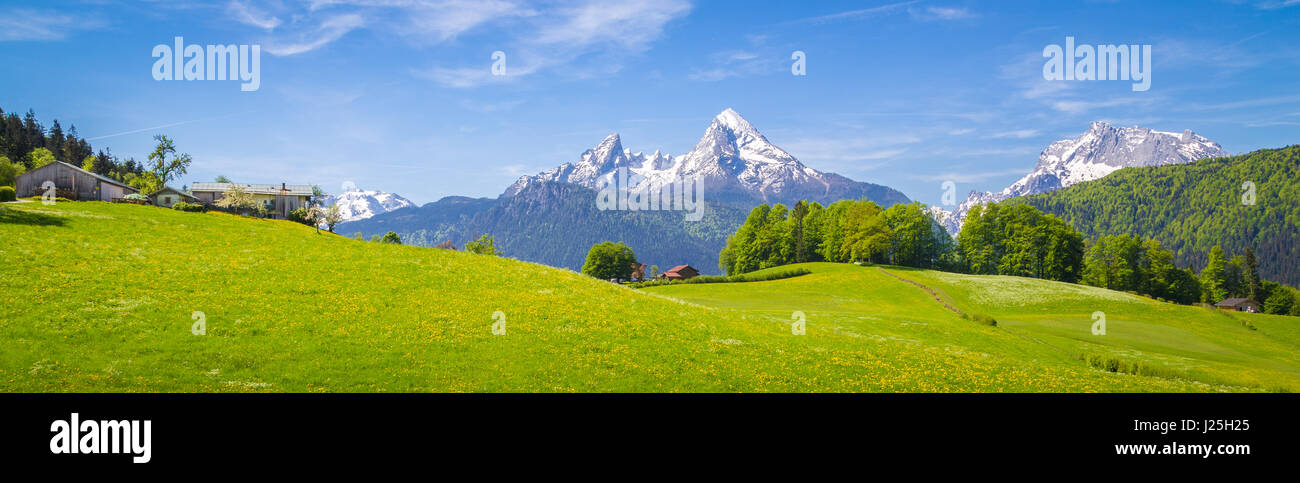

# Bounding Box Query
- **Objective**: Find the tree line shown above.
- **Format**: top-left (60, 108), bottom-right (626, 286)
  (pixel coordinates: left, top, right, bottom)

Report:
top-left (0, 107), bottom-right (172, 192)
top-left (719, 200), bottom-right (1082, 283)
top-left (719, 200), bottom-right (953, 276)
top-left (718, 198), bottom-right (1298, 315)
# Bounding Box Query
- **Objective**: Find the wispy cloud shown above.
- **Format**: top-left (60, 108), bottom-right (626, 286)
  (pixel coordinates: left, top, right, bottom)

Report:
top-left (908, 168), bottom-right (1027, 183)
top-left (1182, 94), bottom-right (1300, 111)
top-left (263, 13), bottom-right (364, 56)
top-left (459, 98), bottom-right (526, 113)
top-left (239, 0), bottom-right (691, 85)
top-left (1255, 0), bottom-right (1300, 9)
top-left (910, 6), bottom-right (976, 21)
top-left (782, 134), bottom-right (921, 170)
top-left (0, 8), bottom-right (107, 41)
top-left (85, 111), bottom-right (255, 141)
top-left (987, 129), bottom-right (1039, 139)
top-left (688, 48), bottom-right (783, 81)
top-left (227, 1), bottom-right (281, 31)
top-left (794, 1), bottom-right (919, 24)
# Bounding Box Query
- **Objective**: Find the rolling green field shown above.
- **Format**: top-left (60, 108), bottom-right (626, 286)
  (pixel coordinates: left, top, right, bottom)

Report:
top-left (1, 201), bottom-right (1295, 392)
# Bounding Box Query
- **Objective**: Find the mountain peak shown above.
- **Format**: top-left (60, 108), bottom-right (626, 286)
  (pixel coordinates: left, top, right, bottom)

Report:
top-left (712, 108), bottom-right (758, 134)
top-left (931, 121), bottom-right (1228, 235)
top-left (325, 188), bottom-right (415, 223)
top-left (502, 107), bottom-right (910, 207)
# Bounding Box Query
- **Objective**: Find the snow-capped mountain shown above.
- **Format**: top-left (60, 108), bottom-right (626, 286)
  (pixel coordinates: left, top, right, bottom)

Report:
top-left (325, 187), bottom-right (416, 222)
top-left (504, 108), bottom-right (909, 207)
top-left (933, 121), bottom-right (1228, 234)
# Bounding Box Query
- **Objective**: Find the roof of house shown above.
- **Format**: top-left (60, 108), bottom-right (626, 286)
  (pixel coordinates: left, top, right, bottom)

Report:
top-left (150, 186), bottom-right (198, 200)
top-left (20, 161), bottom-right (137, 191)
top-left (190, 182), bottom-right (314, 196)
top-left (664, 265), bottom-right (695, 274)
top-left (1215, 298), bottom-right (1258, 307)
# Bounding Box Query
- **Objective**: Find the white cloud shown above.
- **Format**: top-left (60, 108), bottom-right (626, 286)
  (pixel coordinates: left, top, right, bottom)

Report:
top-left (910, 6), bottom-right (975, 21)
top-left (1255, 0), bottom-right (1300, 9)
top-left (227, 1), bottom-right (282, 31)
top-left (782, 134), bottom-right (921, 170)
top-left (240, 1), bottom-right (691, 84)
top-left (498, 164), bottom-right (540, 177)
top-left (265, 14), bottom-right (365, 56)
top-left (794, 1), bottom-right (919, 24)
top-left (534, 0), bottom-right (690, 51)
top-left (987, 129), bottom-right (1039, 139)
top-left (908, 168), bottom-right (1027, 183)
top-left (1050, 97), bottom-right (1148, 114)
top-left (0, 8), bottom-right (106, 41)
top-left (397, 0), bottom-right (537, 44)
top-left (688, 49), bottom-right (782, 82)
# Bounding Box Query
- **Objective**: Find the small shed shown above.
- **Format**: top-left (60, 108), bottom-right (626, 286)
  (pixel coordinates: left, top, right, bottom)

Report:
top-left (149, 186), bottom-right (199, 208)
top-left (1215, 298), bottom-right (1261, 313)
top-left (14, 161), bottom-right (138, 201)
top-left (661, 265), bottom-right (699, 280)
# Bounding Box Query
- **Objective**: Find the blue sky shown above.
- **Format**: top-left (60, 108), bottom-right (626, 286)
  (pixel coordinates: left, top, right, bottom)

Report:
top-left (1, 0), bottom-right (1297, 206)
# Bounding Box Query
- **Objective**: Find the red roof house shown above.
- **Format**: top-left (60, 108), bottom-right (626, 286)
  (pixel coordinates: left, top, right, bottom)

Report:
top-left (661, 265), bottom-right (699, 280)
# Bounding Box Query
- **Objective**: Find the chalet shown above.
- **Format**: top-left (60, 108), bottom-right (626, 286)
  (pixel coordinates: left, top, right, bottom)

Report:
top-left (149, 186), bottom-right (199, 208)
top-left (661, 265), bottom-right (699, 280)
top-left (1215, 298), bottom-right (1261, 313)
top-left (190, 182), bottom-right (313, 219)
top-left (630, 263), bottom-right (646, 281)
top-left (14, 161), bottom-right (138, 202)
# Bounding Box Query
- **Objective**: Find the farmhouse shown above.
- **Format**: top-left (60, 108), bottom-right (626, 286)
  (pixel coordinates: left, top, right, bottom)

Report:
top-left (190, 182), bottom-right (313, 219)
top-left (149, 186), bottom-right (199, 208)
top-left (1215, 298), bottom-right (1261, 313)
top-left (661, 265), bottom-right (699, 280)
top-left (14, 161), bottom-right (138, 201)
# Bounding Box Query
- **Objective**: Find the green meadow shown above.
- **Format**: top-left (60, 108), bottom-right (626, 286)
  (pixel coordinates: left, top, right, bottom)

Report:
top-left (1, 201), bottom-right (1295, 392)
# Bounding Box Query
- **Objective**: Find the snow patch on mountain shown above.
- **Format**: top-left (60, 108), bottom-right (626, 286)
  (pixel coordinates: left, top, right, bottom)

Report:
top-left (504, 108), bottom-right (908, 206)
top-left (931, 121), bottom-right (1228, 235)
top-left (325, 188), bottom-right (416, 222)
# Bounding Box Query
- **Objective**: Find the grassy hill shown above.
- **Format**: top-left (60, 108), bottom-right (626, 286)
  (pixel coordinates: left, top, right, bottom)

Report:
top-left (1, 201), bottom-right (1294, 392)
top-left (648, 264), bottom-right (1300, 392)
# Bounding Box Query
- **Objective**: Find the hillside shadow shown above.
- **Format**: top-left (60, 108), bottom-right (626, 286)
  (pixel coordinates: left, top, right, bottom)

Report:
top-left (0, 206), bottom-right (67, 226)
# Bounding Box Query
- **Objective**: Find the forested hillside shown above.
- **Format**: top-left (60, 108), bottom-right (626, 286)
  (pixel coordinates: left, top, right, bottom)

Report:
top-left (1011, 145), bottom-right (1300, 286)
top-left (341, 181), bottom-right (748, 274)
top-left (0, 107), bottom-right (150, 189)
